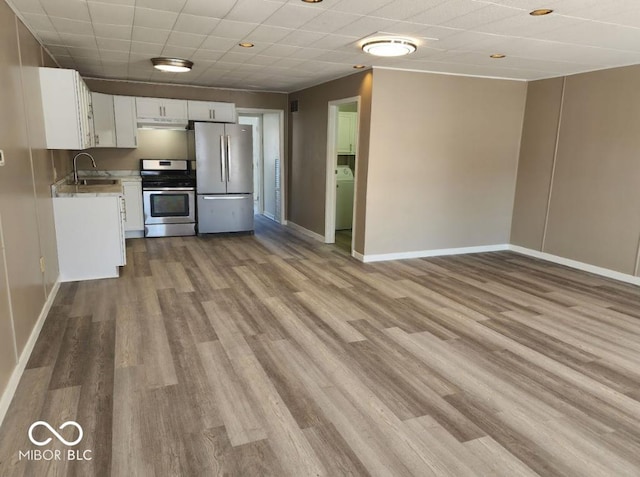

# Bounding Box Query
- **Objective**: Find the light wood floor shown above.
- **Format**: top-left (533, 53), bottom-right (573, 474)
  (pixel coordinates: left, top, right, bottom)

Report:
top-left (2, 216), bottom-right (640, 476)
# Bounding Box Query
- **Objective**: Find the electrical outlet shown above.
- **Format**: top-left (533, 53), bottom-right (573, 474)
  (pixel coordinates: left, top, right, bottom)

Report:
top-left (39, 256), bottom-right (45, 273)
top-left (0, 149), bottom-right (5, 166)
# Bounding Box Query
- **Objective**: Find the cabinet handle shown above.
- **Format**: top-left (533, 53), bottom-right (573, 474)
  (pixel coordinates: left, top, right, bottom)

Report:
top-left (211, 109), bottom-right (216, 120)
top-left (220, 135), bottom-right (226, 182)
top-left (208, 109), bottom-right (212, 119)
top-left (226, 135), bottom-right (231, 182)
top-left (96, 134), bottom-right (100, 145)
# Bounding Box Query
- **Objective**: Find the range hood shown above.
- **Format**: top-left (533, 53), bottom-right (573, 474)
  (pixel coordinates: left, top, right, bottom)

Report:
top-left (136, 118), bottom-right (189, 130)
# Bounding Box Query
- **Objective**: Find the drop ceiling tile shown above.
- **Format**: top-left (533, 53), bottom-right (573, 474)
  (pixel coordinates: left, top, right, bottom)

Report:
top-left (135, 0), bottom-right (187, 13)
top-left (9, 0), bottom-right (46, 15)
top-left (308, 33), bottom-right (359, 50)
top-left (87, 2), bottom-right (134, 25)
top-left (211, 20), bottom-right (258, 39)
top-left (166, 31), bottom-right (207, 49)
top-left (96, 37), bottom-right (131, 51)
top-left (190, 49), bottom-right (227, 61)
top-left (41, 0), bottom-right (91, 22)
top-left (50, 17), bottom-right (95, 36)
top-left (66, 46), bottom-right (100, 58)
top-left (57, 32), bottom-right (98, 48)
top-left (98, 49), bottom-right (131, 61)
top-left (371, 0), bottom-right (448, 21)
top-left (45, 45), bottom-right (70, 56)
top-left (21, 13), bottom-right (56, 31)
top-left (133, 8), bottom-right (178, 30)
top-left (440, 4), bottom-right (522, 30)
top-left (541, 21), bottom-right (640, 52)
top-left (37, 31), bottom-right (63, 44)
top-left (55, 56), bottom-right (77, 68)
top-left (216, 51), bottom-right (253, 64)
top-left (476, 10), bottom-right (582, 37)
top-left (93, 23), bottom-right (133, 40)
top-left (334, 15), bottom-right (396, 37)
top-left (243, 24), bottom-right (292, 43)
top-left (262, 4), bottom-right (322, 29)
top-left (334, 0), bottom-right (394, 16)
top-left (161, 46), bottom-right (197, 58)
top-left (287, 47), bottom-right (329, 60)
top-left (200, 35), bottom-right (239, 51)
top-left (173, 14), bottom-right (220, 35)
top-left (259, 43), bottom-right (301, 57)
top-left (300, 10), bottom-right (362, 33)
top-left (73, 57), bottom-right (103, 67)
top-left (278, 29), bottom-right (326, 47)
top-left (130, 41), bottom-right (164, 55)
top-left (182, 0), bottom-right (236, 18)
top-left (225, 0), bottom-right (283, 24)
top-left (131, 26), bottom-right (171, 44)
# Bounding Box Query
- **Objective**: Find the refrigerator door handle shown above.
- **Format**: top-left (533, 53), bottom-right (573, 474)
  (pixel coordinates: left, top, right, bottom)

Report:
top-left (202, 196), bottom-right (246, 200)
top-left (226, 135), bottom-right (232, 182)
top-left (219, 135), bottom-right (226, 182)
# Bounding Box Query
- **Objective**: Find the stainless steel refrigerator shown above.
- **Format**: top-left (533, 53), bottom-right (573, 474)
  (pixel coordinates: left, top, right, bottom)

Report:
top-left (189, 122), bottom-right (254, 233)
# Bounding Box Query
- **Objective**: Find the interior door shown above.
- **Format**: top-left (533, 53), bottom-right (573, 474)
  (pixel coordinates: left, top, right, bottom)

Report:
top-left (195, 122), bottom-right (226, 194)
top-left (225, 124), bottom-right (253, 194)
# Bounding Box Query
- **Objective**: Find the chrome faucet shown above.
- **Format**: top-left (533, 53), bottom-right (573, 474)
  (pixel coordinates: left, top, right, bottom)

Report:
top-left (72, 152), bottom-right (97, 184)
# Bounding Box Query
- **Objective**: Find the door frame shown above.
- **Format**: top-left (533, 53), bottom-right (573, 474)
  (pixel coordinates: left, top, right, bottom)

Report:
top-left (324, 96), bottom-right (360, 247)
top-left (237, 114), bottom-right (264, 214)
top-left (237, 108), bottom-right (286, 224)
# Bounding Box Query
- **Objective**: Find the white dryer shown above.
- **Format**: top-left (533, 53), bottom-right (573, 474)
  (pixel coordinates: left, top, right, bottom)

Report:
top-left (335, 165), bottom-right (354, 230)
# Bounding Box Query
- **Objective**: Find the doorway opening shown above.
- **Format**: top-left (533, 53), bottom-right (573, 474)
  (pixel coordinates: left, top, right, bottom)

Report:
top-left (325, 97), bottom-right (360, 253)
top-left (238, 109), bottom-right (285, 224)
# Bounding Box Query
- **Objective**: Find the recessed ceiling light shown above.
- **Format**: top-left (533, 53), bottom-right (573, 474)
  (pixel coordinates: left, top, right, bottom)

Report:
top-left (301, 0), bottom-right (322, 3)
top-left (490, 53), bottom-right (506, 59)
top-left (353, 65), bottom-right (366, 69)
top-left (239, 42), bottom-right (254, 48)
top-left (530, 8), bottom-right (553, 16)
top-left (151, 57), bottom-right (193, 73)
top-left (362, 38), bottom-right (417, 57)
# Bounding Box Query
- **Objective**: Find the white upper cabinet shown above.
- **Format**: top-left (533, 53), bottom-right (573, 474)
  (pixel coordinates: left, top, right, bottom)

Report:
top-left (337, 112), bottom-right (357, 154)
top-left (187, 100), bottom-right (236, 123)
top-left (92, 92), bottom-right (116, 148)
top-left (39, 67), bottom-right (95, 150)
top-left (136, 97), bottom-right (188, 125)
top-left (113, 96), bottom-right (138, 148)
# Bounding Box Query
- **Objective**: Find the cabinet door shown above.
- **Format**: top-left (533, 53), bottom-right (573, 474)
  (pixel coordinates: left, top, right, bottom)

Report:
top-left (210, 102), bottom-right (236, 123)
top-left (162, 99), bottom-right (188, 120)
top-left (135, 97), bottom-right (163, 119)
top-left (187, 100), bottom-right (212, 121)
top-left (92, 92), bottom-right (116, 147)
top-left (79, 78), bottom-right (95, 149)
top-left (122, 181), bottom-right (144, 231)
top-left (114, 96), bottom-right (138, 148)
top-left (337, 113), bottom-right (352, 153)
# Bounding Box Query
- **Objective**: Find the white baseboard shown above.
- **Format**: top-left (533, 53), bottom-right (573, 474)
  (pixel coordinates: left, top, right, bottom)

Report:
top-left (357, 244), bottom-right (510, 263)
top-left (285, 221), bottom-right (325, 242)
top-left (509, 245), bottom-right (640, 286)
top-left (0, 279), bottom-right (60, 427)
top-left (352, 250), bottom-right (365, 261)
top-left (125, 230), bottom-right (144, 239)
top-left (262, 211), bottom-right (276, 221)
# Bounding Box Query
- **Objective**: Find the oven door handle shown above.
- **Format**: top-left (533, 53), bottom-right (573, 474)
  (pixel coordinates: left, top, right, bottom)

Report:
top-left (202, 196), bottom-right (246, 200)
top-left (143, 187), bottom-right (195, 192)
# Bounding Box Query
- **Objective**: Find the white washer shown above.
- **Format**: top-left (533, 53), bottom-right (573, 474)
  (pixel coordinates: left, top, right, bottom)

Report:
top-left (335, 165), bottom-right (354, 230)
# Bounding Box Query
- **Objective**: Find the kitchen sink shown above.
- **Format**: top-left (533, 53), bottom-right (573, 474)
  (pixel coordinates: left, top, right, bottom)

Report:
top-left (67, 178), bottom-right (119, 186)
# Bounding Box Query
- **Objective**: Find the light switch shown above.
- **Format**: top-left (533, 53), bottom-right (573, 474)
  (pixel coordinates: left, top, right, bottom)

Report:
top-left (0, 150), bottom-right (4, 166)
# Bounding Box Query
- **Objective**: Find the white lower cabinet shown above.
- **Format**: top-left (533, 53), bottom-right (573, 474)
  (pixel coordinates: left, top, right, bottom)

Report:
top-left (122, 179), bottom-right (144, 237)
top-left (53, 196), bottom-right (126, 282)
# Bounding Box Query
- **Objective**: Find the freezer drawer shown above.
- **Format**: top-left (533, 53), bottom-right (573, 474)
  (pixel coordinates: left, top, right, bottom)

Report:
top-left (197, 194), bottom-right (254, 233)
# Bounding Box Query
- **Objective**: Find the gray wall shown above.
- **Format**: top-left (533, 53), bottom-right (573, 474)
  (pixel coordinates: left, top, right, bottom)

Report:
top-left (364, 69), bottom-right (527, 256)
top-left (0, 1), bottom-right (61, 403)
top-left (288, 70), bottom-right (373, 253)
top-left (511, 65), bottom-right (640, 276)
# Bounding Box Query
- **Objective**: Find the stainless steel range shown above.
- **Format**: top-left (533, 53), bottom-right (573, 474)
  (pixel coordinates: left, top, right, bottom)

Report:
top-left (140, 159), bottom-right (196, 237)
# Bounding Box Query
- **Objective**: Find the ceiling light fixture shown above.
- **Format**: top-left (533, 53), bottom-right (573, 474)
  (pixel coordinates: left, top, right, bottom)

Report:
top-left (490, 53), bottom-right (506, 59)
top-left (239, 42), bottom-right (254, 48)
top-left (530, 8), bottom-right (553, 16)
top-left (151, 57), bottom-right (193, 73)
top-left (353, 65), bottom-right (366, 69)
top-left (301, 0), bottom-right (323, 3)
top-left (362, 38), bottom-right (417, 57)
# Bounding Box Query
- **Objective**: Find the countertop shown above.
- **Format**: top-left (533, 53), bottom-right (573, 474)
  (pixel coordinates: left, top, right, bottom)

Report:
top-left (52, 170), bottom-right (141, 198)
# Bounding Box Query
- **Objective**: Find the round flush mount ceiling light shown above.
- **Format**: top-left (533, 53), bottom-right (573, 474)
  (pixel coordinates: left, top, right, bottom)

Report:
top-left (151, 57), bottom-right (193, 73)
top-left (530, 8), bottom-right (553, 16)
top-left (362, 38), bottom-right (417, 57)
top-left (490, 53), bottom-right (506, 59)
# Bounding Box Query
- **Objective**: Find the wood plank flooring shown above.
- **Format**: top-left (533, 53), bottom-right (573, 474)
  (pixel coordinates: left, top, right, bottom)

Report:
top-left (2, 216), bottom-right (640, 476)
